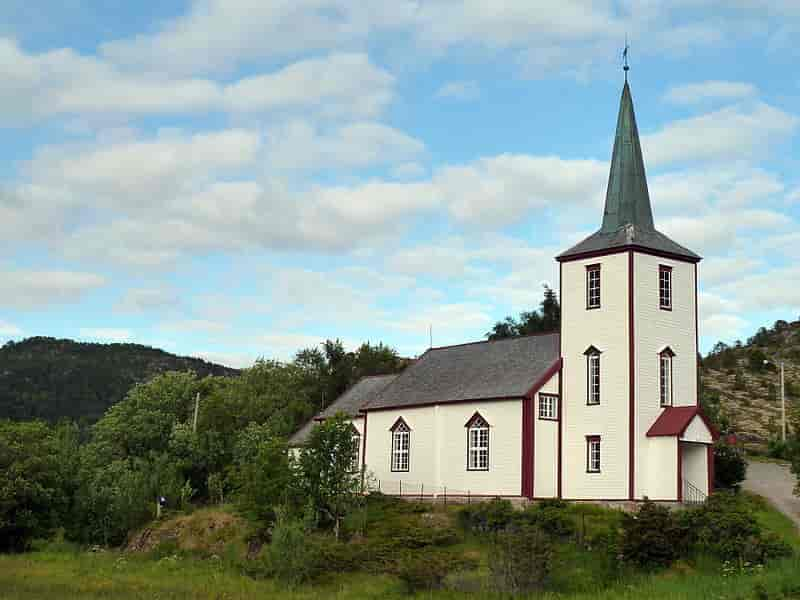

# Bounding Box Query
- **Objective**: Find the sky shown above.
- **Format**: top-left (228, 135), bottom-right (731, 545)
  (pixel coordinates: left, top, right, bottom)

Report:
top-left (1, 1), bottom-right (799, 368)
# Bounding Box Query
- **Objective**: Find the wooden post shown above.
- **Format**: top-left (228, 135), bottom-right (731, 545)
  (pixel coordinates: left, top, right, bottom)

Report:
top-left (192, 392), bottom-right (200, 433)
top-left (420, 483), bottom-right (424, 501)
top-left (444, 486), bottom-right (447, 506)
top-left (399, 480), bottom-right (402, 497)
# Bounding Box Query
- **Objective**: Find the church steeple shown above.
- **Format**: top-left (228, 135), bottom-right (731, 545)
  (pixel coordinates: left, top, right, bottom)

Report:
top-left (601, 81), bottom-right (654, 234)
top-left (557, 77), bottom-right (700, 263)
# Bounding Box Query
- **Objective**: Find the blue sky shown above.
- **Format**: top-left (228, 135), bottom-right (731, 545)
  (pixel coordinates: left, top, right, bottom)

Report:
top-left (1, 1), bottom-right (799, 368)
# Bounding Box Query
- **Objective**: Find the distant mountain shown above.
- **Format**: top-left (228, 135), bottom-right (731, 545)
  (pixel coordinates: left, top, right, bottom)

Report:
top-left (0, 337), bottom-right (240, 423)
top-left (701, 318), bottom-right (800, 449)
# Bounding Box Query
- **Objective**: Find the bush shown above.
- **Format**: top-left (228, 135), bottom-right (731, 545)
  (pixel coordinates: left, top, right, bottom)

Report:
top-left (620, 500), bottom-right (682, 569)
top-left (396, 550), bottom-right (467, 593)
top-left (714, 442), bottom-right (747, 490)
top-left (681, 492), bottom-right (792, 566)
top-left (457, 498), bottom-right (514, 533)
top-left (488, 523), bottom-right (553, 593)
top-left (265, 511), bottom-right (324, 586)
top-left (768, 439), bottom-right (791, 461)
top-left (519, 499), bottom-right (575, 539)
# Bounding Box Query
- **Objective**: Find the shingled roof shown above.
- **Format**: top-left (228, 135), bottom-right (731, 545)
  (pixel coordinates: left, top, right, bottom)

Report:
top-left (288, 374), bottom-right (399, 447)
top-left (365, 333), bottom-right (560, 411)
top-left (558, 81), bottom-right (700, 263)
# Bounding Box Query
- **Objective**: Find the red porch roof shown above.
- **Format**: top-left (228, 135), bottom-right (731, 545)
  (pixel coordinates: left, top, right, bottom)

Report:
top-left (646, 406), bottom-right (718, 440)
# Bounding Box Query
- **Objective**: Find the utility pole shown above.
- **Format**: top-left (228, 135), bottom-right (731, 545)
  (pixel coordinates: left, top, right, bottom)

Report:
top-left (764, 359), bottom-right (786, 442)
top-left (780, 361), bottom-right (786, 443)
top-left (192, 392), bottom-right (200, 433)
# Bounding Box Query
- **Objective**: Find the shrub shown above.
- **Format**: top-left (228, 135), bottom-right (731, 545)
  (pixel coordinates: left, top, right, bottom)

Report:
top-left (519, 499), bottom-right (575, 539)
top-left (620, 500), bottom-right (682, 569)
top-left (768, 439), bottom-right (791, 461)
top-left (265, 511), bottom-right (324, 586)
top-left (682, 492), bottom-right (792, 566)
top-left (396, 550), bottom-right (466, 593)
top-left (714, 442), bottom-right (747, 490)
top-left (488, 523), bottom-right (553, 593)
top-left (457, 498), bottom-right (514, 533)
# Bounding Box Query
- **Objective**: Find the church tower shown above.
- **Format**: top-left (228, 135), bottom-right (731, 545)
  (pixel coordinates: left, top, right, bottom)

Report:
top-left (556, 78), bottom-right (711, 501)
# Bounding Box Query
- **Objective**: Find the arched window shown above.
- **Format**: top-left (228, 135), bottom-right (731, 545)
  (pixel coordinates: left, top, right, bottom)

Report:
top-left (390, 418), bottom-right (410, 472)
top-left (584, 346), bottom-right (602, 405)
top-left (659, 347), bottom-right (675, 407)
top-left (465, 412), bottom-right (490, 471)
top-left (350, 426), bottom-right (362, 472)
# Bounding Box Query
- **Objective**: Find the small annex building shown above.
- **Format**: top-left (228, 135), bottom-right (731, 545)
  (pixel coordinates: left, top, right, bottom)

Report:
top-left (291, 76), bottom-right (717, 503)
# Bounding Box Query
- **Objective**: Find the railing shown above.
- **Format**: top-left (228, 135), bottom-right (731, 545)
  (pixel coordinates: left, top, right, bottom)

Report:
top-left (682, 479), bottom-right (707, 505)
top-left (364, 478), bottom-right (481, 504)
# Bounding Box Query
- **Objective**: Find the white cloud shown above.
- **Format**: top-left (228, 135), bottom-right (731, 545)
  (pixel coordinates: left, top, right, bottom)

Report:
top-left (223, 53), bottom-right (394, 119)
top-left (661, 209), bottom-right (793, 255)
top-left (265, 120), bottom-right (424, 170)
top-left (0, 40), bottom-right (393, 123)
top-left (434, 154), bottom-right (606, 226)
top-left (699, 257), bottom-right (761, 287)
top-left (79, 328), bottom-right (133, 342)
top-left (0, 320), bottom-right (22, 337)
top-left (714, 265), bottom-right (800, 312)
top-left (435, 80), bottom-right (480, 101)
top-left (664, 80), bottom-right (758, 105)
top-left (116, 288), bottom-right (179, 313)
top-left (0, 269), bottom-right (106, 309)
top-left (643, 102), bottom-right (798, 167)
top-left (701, 313), bottom-right (748, 342)
top-left (27, 128), bottom-right (260, 203)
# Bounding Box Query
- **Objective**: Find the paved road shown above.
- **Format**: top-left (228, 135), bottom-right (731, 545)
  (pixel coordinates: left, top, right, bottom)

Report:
top-left (743, 460), bottom-right (800, 530)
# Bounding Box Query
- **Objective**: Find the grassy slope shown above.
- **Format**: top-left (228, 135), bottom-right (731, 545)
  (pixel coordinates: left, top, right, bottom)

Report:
top-left (1, 496), bottom-right (798, 600)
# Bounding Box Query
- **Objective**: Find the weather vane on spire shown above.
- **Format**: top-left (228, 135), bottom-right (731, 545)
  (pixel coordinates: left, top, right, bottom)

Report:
top-left (622, 37), bottom-right (630, 81)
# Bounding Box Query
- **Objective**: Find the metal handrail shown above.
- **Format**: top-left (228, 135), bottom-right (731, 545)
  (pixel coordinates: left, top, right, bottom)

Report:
top-left (683, 479), bottom-right (707, 505)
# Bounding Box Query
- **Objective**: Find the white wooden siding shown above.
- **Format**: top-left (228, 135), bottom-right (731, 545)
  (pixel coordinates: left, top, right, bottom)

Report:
top-left (534, 373), bottom-right (559, 498)
top-left (633, 254), bottom-right (697, 498)
top-left (645, 437), bottom-right (678, 500)
top-left (681, 415), bottom-right (712, 444)
top-left (561, 253), bottom-right (630, 499)
top-left (364, 399), bottom-right (522, 496)
top-left (681, 443), bottom-right (708, 495)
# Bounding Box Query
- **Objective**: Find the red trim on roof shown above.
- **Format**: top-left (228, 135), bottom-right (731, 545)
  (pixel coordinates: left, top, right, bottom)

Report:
top-left (524, 358), bottom-right (562, 399)
top-left (556, 244), bottom-right (702, 264)
top-left (646, 406), bottom-right (719, 440)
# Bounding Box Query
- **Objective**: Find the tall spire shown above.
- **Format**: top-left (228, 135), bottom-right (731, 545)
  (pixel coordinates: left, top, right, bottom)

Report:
top-left (600, 80), bottom-right (654, 234)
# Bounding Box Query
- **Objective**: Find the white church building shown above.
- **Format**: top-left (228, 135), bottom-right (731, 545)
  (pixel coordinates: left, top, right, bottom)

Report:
top-left (290, 78), bottom-right (718, 503)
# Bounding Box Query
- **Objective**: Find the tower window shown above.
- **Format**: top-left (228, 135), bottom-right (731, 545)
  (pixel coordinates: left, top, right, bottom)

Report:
top-left (659, 265), bottom-right (672, 310)
top-left (586, 436), bottom-right (601, 473)
top-left (538, 394), bottom-right (558, 420)
top-left (390, 418), bottom-right (410, 472)
top-left (584, 346), bottom-right (601, 405)
top-left (586, 264), bottom-right (601, 309)
top-left (659, 348), bottom-right (675, 407)
top-left (465, 413), bottom-right (490, 471)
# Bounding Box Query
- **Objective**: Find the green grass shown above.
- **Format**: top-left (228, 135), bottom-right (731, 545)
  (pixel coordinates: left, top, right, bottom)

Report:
top-left (2, 550), bottom-right (799, 600)
top-left (2, 495), bottom-right (798, 600)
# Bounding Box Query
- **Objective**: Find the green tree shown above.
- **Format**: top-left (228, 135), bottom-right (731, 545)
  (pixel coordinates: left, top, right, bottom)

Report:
top-left (0, 420), bottom-right (71, 551)
top-left (229, 422), bottom-right (293, 527)
top-left (486, 285), bottom-right (560, 340)
top-left (714, 441), bottom-right (747, 490)
top-left (297, 414), bottom-right (360, 539)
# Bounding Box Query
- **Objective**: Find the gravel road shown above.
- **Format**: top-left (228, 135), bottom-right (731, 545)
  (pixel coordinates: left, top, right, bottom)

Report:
top-left (743, 460), bottom-right (800, 530)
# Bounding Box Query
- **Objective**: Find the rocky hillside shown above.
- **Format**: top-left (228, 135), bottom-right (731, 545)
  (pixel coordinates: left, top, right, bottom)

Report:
top-left (0, 337), bottom-right (240, 423)
top-left (701, 319), bottom-right (800, 449)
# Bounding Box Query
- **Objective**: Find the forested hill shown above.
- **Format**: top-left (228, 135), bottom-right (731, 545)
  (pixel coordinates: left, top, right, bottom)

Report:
top-left (0, 337), bottom-right (239, 423)
top-left (701, 318), bottom-right (800, 449)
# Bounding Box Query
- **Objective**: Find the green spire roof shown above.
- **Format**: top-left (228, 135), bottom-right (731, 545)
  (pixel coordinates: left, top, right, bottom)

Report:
top-left (558, 80), bottom-right (700, 263)
top-left (601, 81), bottom-right (654, 233)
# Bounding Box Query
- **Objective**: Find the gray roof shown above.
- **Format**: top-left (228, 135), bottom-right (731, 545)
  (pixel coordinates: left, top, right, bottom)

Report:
top-left (288, 374), bottom-right (399, 446)
top-left (558, 81), bottom-right (699, 262)
top-left (365, 334), bottom-right (560, 410)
